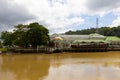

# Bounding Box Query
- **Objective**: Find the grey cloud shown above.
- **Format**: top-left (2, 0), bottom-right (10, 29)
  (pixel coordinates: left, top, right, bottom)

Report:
top-left (0, 0), bottom-right (36, 32)
top-left (86, 0), bottom-right (120, 11)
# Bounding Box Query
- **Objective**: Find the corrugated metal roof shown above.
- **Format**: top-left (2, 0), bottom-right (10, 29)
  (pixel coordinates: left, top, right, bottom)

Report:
top-left (50, 33), bottom-right (106, 41)
top-left (60, 35), bottom-right (90, 40)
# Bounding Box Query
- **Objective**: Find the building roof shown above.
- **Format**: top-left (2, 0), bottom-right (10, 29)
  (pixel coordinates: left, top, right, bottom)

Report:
top-left (53, 37), bottom-right (63, 40)
top-left (89, 33), bottom-right (106, 39)
top-left (72, 40), bottom-right (109, 44)
top-left (60, 35), bottom-right (90, 40)
top-left (50, 33), bottom-right (106, 41)
top-left (105, 36), bottom-right (120, 42)
top-left (50, 34), bottom-right (90, 41)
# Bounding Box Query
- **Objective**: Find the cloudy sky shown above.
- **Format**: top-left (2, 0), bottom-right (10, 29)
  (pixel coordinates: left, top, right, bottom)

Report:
top-left (0, 0), bottom-right (120, 33)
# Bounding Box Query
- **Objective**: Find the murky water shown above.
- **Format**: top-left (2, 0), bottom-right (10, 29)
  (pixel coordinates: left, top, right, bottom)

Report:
top-left (0, 51), bottom-right (120, 80)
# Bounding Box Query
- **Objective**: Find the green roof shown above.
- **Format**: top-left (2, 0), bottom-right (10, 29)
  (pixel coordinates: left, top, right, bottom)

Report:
top-left (105, 36), bottom-right (120, 42)
top-left (72, 40), bottom-right (109, 44)
top-left (89, 33), bottom-right (106, 39)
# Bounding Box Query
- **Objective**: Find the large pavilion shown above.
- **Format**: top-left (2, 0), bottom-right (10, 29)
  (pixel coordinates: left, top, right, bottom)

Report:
top-left (50, 33), bottom-right (120, 51)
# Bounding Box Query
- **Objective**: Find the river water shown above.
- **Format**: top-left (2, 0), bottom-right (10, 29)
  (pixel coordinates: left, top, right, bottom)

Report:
top-left (0, 51), bottom-right (120, 80)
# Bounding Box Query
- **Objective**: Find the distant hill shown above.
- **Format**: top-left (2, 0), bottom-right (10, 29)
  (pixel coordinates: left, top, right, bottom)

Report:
top-left (65, 26), bottom-right (120, 37)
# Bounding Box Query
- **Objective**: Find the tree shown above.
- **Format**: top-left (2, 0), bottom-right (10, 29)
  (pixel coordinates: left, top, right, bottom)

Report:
top-left (27, 22), bottom-right (49, 47)
top-left (0, 22), bottom-right (50, 48)
top-left (12, 24), bottom-right (29, 47)
top-left (0, 31), bottom-right (14, 46)
top-left (0, 41), bottom-right (2, 48)
top-left (65, 26), bottom-right (120, 38)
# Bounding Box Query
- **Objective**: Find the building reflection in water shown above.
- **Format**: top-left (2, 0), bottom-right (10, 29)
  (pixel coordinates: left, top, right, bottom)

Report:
top-left (43, 58), bottom-right (120, 80)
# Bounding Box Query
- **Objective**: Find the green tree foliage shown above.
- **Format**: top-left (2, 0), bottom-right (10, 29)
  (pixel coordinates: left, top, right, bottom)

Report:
top-left (0, 22), bottom-right (50, 48)
top-left (12, 24), bottom-right (29, 47)
top-left (0, 41), bottom-right (2, 48)
top-left (0, 31), bottom-right (14, 46)
top-left (65, 28), bottom-right (96, 35)
top-left (65, 26), bottom-right (120, 37)
top-left (27, 23), bottom-right (49, 47)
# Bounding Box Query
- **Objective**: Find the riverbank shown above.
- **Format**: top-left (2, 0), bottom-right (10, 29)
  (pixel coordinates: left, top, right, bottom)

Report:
top-left (4, 47), bottom-right (120, 54)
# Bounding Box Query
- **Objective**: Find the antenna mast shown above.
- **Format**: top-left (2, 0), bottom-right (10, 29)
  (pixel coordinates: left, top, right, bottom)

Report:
top-left (95, 17), bottom-right (99, 33)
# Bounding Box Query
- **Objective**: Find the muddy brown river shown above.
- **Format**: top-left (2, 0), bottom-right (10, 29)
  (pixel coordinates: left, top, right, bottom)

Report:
top-left (0, 51), bottom-right (120, 80)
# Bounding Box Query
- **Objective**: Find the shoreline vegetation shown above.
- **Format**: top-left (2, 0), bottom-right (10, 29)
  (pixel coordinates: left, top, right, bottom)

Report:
top-left (0, 47), bottom-right (7, 53)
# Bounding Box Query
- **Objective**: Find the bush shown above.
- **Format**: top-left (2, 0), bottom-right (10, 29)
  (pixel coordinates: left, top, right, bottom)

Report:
top-left (0, 47), bottom-right (8, 53)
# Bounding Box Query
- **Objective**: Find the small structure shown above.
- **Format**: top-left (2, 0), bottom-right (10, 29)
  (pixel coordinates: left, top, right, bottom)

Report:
top-left (51, 36), bottom-right (63, 52)
top-left (52, 36), bottom-right (63, 49)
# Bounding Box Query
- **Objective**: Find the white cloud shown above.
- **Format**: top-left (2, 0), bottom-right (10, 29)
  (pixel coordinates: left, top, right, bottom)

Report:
top-left (0, 0), bottom-right (36, 32)
top-left (85, 0), bottom-right (120, 16)
top-left (13, 0), bottom-right (85, 33)
top-left (85, 0), bottom-right (120, 26)
top-left (111, 7), bottom-right (120, 27)
top-left (1, 0), bottom-right (120, 33)
top-left (111, 17), bottom-right (120, 27)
